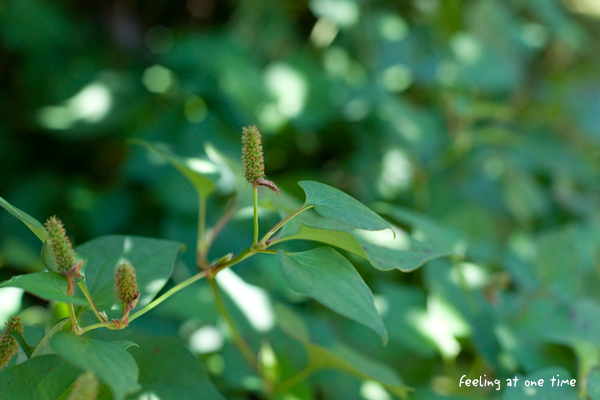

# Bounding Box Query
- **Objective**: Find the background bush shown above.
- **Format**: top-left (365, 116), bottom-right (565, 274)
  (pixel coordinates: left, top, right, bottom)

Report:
top-left (1, 0), bottom-right (600, 399)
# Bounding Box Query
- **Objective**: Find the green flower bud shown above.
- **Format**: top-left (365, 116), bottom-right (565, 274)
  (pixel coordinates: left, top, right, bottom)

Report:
top-left (0, 316), bottom-right (24, 369)
top-left (114, 262), bottom-right (138, 304)
top-left (67, 370), bottom-right (99, 400)
top-left (45, 216), bottom-right (77, 273)
top-left (241, 125), bottom-right (265, 183)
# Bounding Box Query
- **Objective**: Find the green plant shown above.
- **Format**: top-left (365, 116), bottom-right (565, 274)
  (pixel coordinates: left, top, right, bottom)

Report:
top-left (0, 126), bottom-right (455, 399)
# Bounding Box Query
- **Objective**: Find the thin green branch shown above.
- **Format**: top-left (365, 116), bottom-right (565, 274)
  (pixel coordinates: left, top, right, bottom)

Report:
top-left (197, 194), bottom-right (209, 269)
top-left (259, 204), bottom-right (314, 245)
top-left (253, 183), bottom-right (259, 245)
top-left (274, 365), bottom-right (318, 394)
top-left (77, 281), bottom-right (106, 323)
top-left (128, 270), bottom-right (207, 324)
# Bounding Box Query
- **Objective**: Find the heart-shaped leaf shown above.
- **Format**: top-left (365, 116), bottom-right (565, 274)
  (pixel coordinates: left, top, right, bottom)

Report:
top-left (0, 273), bottom-right (88, 305)
top-left (298, 181), bottom-right (392, 233)
top-left (74, 235), bottom-right (182, 312)
top-left (0, 195), bottom-right (46, 242)
top-left (51, 332), bottom-right (140, 400)
top-left (277, 247), bottom-right (387, 343)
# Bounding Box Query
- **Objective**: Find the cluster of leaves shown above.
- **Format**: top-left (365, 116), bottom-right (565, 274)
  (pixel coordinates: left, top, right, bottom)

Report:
top-left (1, 0), bottom-right (600, 399)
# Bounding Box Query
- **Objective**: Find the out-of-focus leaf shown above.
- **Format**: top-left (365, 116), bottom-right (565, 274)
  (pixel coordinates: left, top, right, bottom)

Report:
top-left (51, 332), bottom-right (140, 400)
top-left (0, 354), bottom-right (82, 400)
top-left (0, 195), bottom-right (46, 242)
top-left (277, 247), bottom-right (387, 343)
top-left (130, 139), bottom-right (216, 198)
top-left (0, 273), bottom-right (87, 305)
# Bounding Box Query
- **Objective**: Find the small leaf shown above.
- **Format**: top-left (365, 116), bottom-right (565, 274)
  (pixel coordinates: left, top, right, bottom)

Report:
top-left (298, 181), bottom-right (392, 233)
top-left (74, 235), bottom-right (182, 312)
top-left (277, 247), bottom-right (387, 343)
top-left (130, 139), bottom-right (216, 198)
top-left (51, 332), bottom-right (141, 400)
top-left (30, 319), bottom-right (71, 358)
top-left (0, 195), bottom-right (46, 242)
top-left (0, 273), bottom-right (88, 305)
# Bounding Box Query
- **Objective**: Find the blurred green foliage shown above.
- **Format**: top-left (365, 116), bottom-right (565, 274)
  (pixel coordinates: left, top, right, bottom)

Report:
top-left (1, 0), bottom-right (600, 398)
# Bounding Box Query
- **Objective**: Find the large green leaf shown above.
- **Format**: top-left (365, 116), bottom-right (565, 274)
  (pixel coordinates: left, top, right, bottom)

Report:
top-left (0, 272), bottom-right (88, 305)
top-left (127, 334), bottom-right (225, 400)
top-left (0, 195), bottom-right (46, 242)
top-left (277, 247), bottom-right (387, 343)
top-left (0, 354), bottom-right (82, 400)
top-left (274, 210), bottom-right (452, 272)
top-left (130, 139), bottom-right (216, 198)
top-left (298, 181), bottom-right (392, 232)
top-left (31, 319), bottom-right (70, 358)
top-left (74, 235), bottom-right (182, 311)
top-left (51, 332), bottom-right (140, 400)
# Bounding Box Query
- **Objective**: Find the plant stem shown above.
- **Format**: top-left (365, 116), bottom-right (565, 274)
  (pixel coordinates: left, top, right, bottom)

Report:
top-left (274, 365), bottom-right (318, 394)
top-left (253, 183), bottom-right (259, 245)
top-left (77, 281), bottom-right (106, 323)
top-left (259, 204), bottom-right (314, 245)
top-left (197, 194), bottom-right (209, 269)
top-left (208, 276), bottom-right (257, 369)
top-left (128, 270), bottom-right (207, 324)
top-left (207, 196), bottom-right (237, 250)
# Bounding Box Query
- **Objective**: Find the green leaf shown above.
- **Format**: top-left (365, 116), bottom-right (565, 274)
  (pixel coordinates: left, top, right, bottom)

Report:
top-left (51, 332), bottom-right (141, 400)
top-left (127, 334), bottom-right (226, 400)
top-left (130, 139), bottom-right (216, 198)
top-left (277, 247), bottom-right (387, 343)
top-left (30, 319), bottom-right (71, 358)
top-left (298, 181), bottom-right (392, 233)
top-left (304, 342), bottom-right (411, 399)
top-left (275, 303), bottom-right (410, 399)
top-left (0, 195), bottom-right (47, 242)
top-left (273, 224), bottom-right (367, 259)
top-left (274, 210), bottom-right (453, 272)
top-left (0, 354), bottom-right (82, 400)
top-left (74, 235), bottom-right (182, 311)
top-left (0, 272), bottom-right (88, 305)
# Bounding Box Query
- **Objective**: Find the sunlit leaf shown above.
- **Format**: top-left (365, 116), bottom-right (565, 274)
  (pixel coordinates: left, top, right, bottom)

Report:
top-left (51, 332), bottom-right (140, 400)
top-left (277, 247), bottom-right (387, 343)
